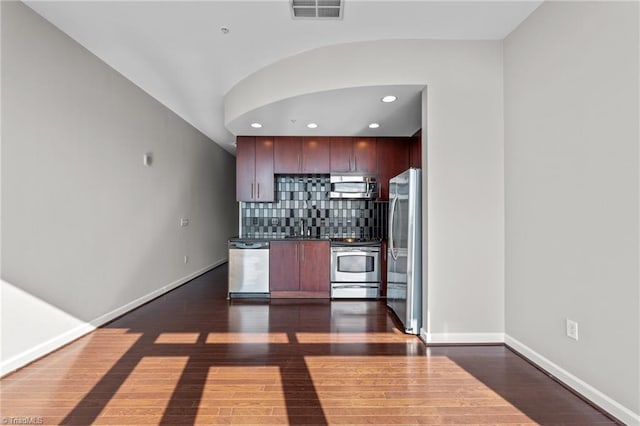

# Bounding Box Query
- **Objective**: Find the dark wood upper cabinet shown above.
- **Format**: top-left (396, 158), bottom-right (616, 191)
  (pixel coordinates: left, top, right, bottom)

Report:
top-left (329, 137), bottom-right (353, 173)
top-left (377, 137), bottom-right (410, 200)
top-left (274, 136), bottom-right (302, 174)
top-left (409, 129), bottom-right (422, 168)
top-left (238, 134), bottom-right (411, 201)
top-left (301, 137), bottom-right (330, 173)
top-left (236, 136), bottom-right (274, 202)
top-left (352, 137), bottom-right (377, 173)
top-left (236, 136), bottom-right (256, 202)
top-left (330, 137), bottom-right (377, 173)
top-left (275, 136), bottom-right (330, 174)
top-left (254, 137), bottom-right (275, 201)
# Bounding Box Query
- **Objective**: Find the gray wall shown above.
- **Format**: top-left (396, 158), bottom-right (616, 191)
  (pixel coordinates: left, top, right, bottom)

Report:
top-left (504, 1), bottom-right (639, 422)
top-left (1, 1), bottom-right (238, 373)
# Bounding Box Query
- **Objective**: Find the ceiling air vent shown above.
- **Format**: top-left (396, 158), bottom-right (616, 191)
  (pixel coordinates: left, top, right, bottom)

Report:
top-left (291, 0), bottom-right (343, 20)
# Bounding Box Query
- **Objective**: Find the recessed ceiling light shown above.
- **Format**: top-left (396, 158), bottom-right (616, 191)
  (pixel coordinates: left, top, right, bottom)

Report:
top-left (368, 123), bottom-right (380, 129)
top-left (250, 122), bottom-right (262, 128)
top-left (307, 123), bottom-right (318, 129)
top-left (381, 95), bottom-right (397, 103)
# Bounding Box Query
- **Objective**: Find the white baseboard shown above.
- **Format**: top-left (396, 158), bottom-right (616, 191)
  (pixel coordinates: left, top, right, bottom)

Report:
top-left (0, 321), bottom-right (95, 377)
top-left (421, 329), bottom-right (505, 344)
top-left (0, 260), bottom-right (225, 377)
top-left (505, 334), bottom-right (640, 426)
top-left (87, 260), bottom-right (226, 328)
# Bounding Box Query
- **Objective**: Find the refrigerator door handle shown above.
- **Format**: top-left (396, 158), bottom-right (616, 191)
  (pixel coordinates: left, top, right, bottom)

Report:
top-left (389, 194), bottom-right (399, 261)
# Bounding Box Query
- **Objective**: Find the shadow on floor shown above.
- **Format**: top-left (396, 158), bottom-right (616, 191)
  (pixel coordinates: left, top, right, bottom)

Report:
top-left (51, 264), bottom-right (616, 425)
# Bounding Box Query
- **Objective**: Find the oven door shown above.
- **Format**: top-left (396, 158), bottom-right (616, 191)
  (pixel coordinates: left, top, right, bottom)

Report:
top-left (331, 248), bottom-right (380, 283)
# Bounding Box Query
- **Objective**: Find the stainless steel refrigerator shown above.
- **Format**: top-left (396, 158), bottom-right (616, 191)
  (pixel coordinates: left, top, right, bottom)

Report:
top-left (387, 168), bottom-right (422, 335)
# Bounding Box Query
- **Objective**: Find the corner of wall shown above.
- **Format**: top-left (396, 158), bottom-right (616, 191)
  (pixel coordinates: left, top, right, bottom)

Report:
top-left (505, 335), bottom-right (640, 426)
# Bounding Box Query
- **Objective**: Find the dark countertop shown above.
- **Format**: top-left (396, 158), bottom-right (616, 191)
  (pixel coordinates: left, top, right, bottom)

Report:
top-left (229, 236), bottom-right (332, 242)
top-left (229, 237), bottom-right (383, 246)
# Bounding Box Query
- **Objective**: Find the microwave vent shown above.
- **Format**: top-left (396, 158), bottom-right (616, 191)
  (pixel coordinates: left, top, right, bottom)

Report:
top-left (291, 0), bottom-right (343, 19)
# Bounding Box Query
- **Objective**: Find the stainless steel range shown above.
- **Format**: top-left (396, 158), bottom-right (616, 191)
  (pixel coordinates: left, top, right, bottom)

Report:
top-left (330, 238), bottom-right (381, 299)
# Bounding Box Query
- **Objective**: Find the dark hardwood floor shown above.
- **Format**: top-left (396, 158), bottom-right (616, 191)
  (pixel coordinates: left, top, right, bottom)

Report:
top-left (1, 264), bottom-right (617, 425)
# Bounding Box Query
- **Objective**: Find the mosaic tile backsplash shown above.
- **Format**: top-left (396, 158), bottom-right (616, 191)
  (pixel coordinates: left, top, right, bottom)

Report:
top-left (240, 175), bottom-right (387, 239)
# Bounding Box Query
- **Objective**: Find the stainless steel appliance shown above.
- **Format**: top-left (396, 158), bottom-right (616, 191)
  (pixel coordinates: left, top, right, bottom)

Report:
top-left (228, 240), bottom-right (270, 299)
top-left (329, 175), bottom-right (378, 199)
top-left (330, 239), bottom-right (381, 298)
top-left (387, 168), bottom-right (422, 334)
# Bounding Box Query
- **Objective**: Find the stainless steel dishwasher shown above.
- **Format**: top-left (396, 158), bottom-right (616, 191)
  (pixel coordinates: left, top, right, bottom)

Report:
top-left (228, 240), bottom-right (270, 299)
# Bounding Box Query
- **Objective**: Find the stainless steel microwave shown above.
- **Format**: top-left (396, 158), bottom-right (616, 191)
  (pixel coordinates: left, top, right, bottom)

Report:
top-left (329, 175), bottom-right (378, 199)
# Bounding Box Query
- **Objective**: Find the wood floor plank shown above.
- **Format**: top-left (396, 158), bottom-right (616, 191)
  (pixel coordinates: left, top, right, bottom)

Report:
top-left (0, 264), bottom-right (619, 425)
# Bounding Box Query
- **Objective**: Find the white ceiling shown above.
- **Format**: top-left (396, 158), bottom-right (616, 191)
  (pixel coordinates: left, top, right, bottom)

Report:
top-left (24, 0), bottom-right (542, 153)
top-left (227, 85), bottom-right (424, 138)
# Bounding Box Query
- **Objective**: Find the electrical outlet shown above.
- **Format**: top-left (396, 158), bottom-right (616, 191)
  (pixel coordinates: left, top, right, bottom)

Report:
top-left (180, 218), bottom-right (189, 227)
top-left (566, 319), bottom-right (579, 340)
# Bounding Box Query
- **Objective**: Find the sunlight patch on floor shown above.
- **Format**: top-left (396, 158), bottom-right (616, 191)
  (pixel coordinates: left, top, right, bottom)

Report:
top-left (154, 332), bottom-right (201, 344)
top-left (98, 356), bottom-right (189, 419)
top-left (196, 366), bottom-right (286, 422)
top-left (301, 355), bottom-right (537, 424)
top-left (205, 333), bottom-right (289, 344)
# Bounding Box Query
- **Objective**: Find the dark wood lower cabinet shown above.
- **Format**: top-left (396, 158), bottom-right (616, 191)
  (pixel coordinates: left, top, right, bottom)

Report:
top-left (299, 241), bottom-right (330, 292)
top-left (270, 240), bottom-right (330, 298)
top-left (269, 241), bottom-right (299, 291)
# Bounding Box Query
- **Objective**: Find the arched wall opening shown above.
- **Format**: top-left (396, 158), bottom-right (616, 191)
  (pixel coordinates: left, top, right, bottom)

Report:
top-left (225, 39), bottom-right (505, 343)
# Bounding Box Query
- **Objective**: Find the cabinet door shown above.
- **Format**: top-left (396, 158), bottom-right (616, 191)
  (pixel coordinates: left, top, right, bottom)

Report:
top-left (269, 241), bottom-right (299, 291)
top-left (254, 137), bottom-right (275, 202)
top-left (330, 137), bottom-right (353, 173)
top-left (353, 137), bottom-right (377, 173)
top-left (299, 241), bottom-right (330, 293)
top-left (274, 136), bottom-right (302, 173)
top-left (409, 130), bottom-right (422, 168)
top-left (377, 137), bottom-right (410, 200)
top-left (236, 136), bottom-right (256, 201)
top-left (302, 137), bottom-right (330, 173)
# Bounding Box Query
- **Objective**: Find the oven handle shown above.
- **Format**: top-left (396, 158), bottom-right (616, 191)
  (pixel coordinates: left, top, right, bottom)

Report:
top-left (331, 284), bottom-right (380, 289)
top-left (333, 248), bottom-right (379, 254)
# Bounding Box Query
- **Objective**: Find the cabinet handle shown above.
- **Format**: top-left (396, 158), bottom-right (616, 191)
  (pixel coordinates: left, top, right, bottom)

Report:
top-left (354, 156), bottom-right (358, 171)
top-left (301, 244), bottom-right (304, 261)
top-left (257, 183), bottom-right (260, 199)
top-left (251, 183), bottom-right (254, 199)
top-left (298, 154), bottom-right (301, 171)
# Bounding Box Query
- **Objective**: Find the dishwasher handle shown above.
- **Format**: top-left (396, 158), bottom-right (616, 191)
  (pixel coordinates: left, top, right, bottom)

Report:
top-left (229, 241), bottom-right (269, 250)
